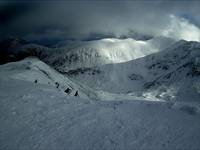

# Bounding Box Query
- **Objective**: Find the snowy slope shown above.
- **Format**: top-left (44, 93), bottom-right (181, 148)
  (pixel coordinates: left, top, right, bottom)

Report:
top-left (0, 57), bottom-right (159, 101)
top-left (1, 37), bottom-right (199, 102)
top-left (1, 37), bottom-right (200, 149)
top-left (0, 57), bottom-right (98, 99)
top-left (0, 76), bottom-right (200, 150)
top-left (69, 40), bottom-right (200, 101)
top-left (14, 38), bottom-right (200, 102)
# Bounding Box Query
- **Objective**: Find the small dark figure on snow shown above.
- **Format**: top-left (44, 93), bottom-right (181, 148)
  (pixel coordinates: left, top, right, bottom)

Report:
top-left (34, 79), bottom-right (37, 83)
top-left (65, 88), bottom-right (71, 94)
top-left (55, 82), bottom-right (59, 88)
top-left (74, 91), bottom-right (79, 97)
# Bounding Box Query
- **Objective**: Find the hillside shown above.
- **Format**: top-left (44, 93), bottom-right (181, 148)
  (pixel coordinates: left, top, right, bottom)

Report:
top-left (67, 40), bottom-right (200, 101)
top-left (45, 37), bottom-right (176, 71)
top-left (1, 38), bottom-right (200, 150)
top-left (0, 63), bottom-right (200, 149)
top-left (0, 57), bottom-right (98, 99)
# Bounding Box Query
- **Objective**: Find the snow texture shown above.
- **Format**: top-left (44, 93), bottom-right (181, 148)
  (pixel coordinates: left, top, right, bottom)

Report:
top-left (1, 37), bottom-right (200, 149)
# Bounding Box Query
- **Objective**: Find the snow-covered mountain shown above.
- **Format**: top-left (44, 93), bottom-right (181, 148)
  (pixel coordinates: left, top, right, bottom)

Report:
top-left (1, 37), bottom-right (200, 102)
top-left (1, 69), bottom-right (200, 149)
top-left (0, 37), bottom-right (28, 64)
top-left (1, 37), bottom-right (200, 150)
top-left (67, 40), bottom-right (200, 101)
top-left (46, 37), bottom-right (176, 71)
top-left (2, 37), bottom-right (176, 71)
top-left (0, 57), bottom-right (98, 99)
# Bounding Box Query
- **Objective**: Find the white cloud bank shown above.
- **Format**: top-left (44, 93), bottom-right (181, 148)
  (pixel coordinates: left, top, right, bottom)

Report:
top-left (162, 15), bottom-right (200, 42)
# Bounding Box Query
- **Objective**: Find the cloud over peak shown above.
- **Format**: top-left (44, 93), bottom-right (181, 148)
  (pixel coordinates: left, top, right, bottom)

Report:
top-left (162, 15), bottom-right (200, 42)
top-left (0, 1), bottom-right (200, 42)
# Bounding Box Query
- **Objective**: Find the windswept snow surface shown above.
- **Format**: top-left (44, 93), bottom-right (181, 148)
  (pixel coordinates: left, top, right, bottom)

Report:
top-left (1, 39), bottom-right (200, 149)
top-left (1, 72), bottom-right (200, 150)
top-left (0, 57), bottom-right (98, 99)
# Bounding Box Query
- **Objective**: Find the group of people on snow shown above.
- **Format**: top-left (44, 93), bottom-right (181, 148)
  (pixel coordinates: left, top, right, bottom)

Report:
top-left (64, 87), bottom-right (79, 96)
top-left (34, 79), bottom-right (79, 97)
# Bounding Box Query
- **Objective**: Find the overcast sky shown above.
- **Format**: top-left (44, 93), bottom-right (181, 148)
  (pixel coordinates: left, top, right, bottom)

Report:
top-left (0, 0), bottom-right (200, 42)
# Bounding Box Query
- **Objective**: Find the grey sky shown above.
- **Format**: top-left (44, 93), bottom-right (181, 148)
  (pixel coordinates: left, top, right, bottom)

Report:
top-left (0, 0), bottom-right (200, 41)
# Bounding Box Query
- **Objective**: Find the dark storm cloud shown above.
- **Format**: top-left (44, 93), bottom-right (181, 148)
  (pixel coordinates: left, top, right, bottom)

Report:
top-left (0, 1), bottom-right (38, 38)
top-left (0, 2), bottom-right (35, 24)
top-left (0, 0), bottom-right (200, 41)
